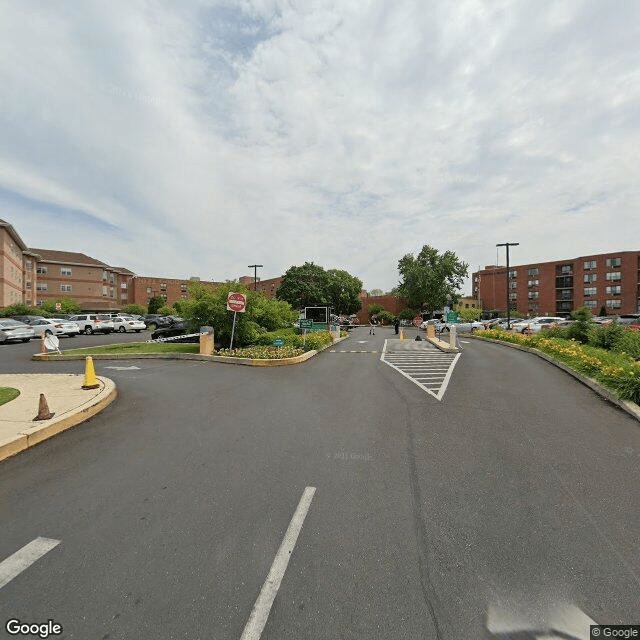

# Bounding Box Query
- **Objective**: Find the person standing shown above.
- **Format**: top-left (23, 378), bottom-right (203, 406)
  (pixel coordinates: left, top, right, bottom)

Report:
top-left (370, 317), bottom-right (377, 335)
top-left (394, 317), bottom-right (400, 335)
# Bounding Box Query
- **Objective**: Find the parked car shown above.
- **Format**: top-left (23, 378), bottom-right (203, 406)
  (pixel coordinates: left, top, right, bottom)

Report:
top-left (11, 315), bottom-right (46, 324)
top-left (150, 320), bottom-right (195, 341)
top-left (616, 313), bottom-right (640, 326)
top-left (512, 317), bottom-right (566, 333)
top-left (27, 318), bottom-right (73, 338)
top-left (0, 318), bottom-right (35, 343)
top-left (112, 315), bottom-right (146, 333)
top-left (144, 314), bottom-right (174, 330)
top-left (48, 318), bottom-right (81, 336)
top-left (67, 314), bottom-right (114, 334)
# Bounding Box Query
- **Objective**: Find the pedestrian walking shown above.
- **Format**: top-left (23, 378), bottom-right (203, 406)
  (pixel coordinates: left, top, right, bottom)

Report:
top-left (394, 317), bottom-right (400, 335)
top-left (369, 317), bottom-right (377, 335)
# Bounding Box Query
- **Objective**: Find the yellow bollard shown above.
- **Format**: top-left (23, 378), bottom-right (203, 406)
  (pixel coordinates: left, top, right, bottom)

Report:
top-left (82, 356), bottom-right (100, 390)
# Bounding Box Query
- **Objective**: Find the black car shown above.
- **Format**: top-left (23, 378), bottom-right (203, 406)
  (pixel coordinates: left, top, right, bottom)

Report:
top-left (150, 320), bottom-right (197, 342)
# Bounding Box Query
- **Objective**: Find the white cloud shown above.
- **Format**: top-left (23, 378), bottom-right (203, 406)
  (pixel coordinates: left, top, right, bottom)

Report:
top-left (0, 0), bottom-right (638, 293)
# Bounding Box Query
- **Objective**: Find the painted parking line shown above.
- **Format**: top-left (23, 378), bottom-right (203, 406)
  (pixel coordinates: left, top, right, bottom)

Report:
top-left (0, 537), bottom-right (61, 590)
top-left (240, 487), bottom-right (316, 640)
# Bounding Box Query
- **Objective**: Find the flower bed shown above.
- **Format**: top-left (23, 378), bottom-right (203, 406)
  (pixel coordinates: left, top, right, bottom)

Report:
top-left (215, 345), bottom-right (304, 359)
top-left (477, 329), bottom-right (640, 404)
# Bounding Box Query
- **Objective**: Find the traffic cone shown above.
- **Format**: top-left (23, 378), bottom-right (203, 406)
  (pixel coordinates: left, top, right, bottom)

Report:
top-left (33, 393), bottom-right (54, 421)
top-left (82, 356), bottom-right (100, 390)
top-left (527, 324), bottom-right (532, 335)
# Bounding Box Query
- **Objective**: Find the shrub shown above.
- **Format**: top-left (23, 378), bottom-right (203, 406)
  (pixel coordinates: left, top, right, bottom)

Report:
top-left (254, 328), bottom-right (303, 348)
top-left (302, 330), bottom-right (334, 351)
top-left (1, 303), bottom-right (41, 317)
top-left (377, 310), bottom-right (395, 324)
top-left (121, 304), bottom-right (146, 316)
top-left (588, 323), bottom-right (627, 352)
top-left (566, 306), bottom-right (595, 343)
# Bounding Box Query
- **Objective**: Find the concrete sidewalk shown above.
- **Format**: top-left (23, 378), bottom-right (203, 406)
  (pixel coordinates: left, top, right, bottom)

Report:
top-left (0, 373), bottom-right (117, 462)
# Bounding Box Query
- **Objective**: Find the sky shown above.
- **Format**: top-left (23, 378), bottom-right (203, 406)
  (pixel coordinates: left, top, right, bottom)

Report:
top-left (1, 0), bottom-right (639, 294)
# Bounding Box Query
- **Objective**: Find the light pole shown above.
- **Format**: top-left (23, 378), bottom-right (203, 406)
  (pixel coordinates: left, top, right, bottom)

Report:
top-left (247, 264), bottom-right (263, 291)
top-left (496, 242), bottom-right (519, 329)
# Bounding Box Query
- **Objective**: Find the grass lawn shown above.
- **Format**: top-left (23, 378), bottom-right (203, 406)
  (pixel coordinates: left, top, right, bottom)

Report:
top-left (0, 387), bottom-right (20, 406)
top-left (60, 342), bottom-right (200, 355)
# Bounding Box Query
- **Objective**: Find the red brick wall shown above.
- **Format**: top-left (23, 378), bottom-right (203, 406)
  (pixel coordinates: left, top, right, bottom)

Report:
top-left (356, 295), bottom-right (409, 324)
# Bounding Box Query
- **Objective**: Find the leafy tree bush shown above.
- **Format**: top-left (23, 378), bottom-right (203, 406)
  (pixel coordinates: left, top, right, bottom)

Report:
top-left (398, 308), bottom-right (419, 321)
top-left (148, 296), bottom-right (165, 314)
top-left (377, 310), bottom-right (395, 324)
top-left (302, 330), bottom-right (334, 351)
top-left (1, 303), bottom-right (41, 317)
top-left (457, 307), bottom-right (483, 321)
top-left (566, 306), bottom-right (595, 343)
top-left (254, 328), bottom-right (303, 348)
top-left (180, 282), bottom-right (297, 348)
top-left (41, 298), bottom-right (82, 314)
top-left (158, 305), bottom-right (174, 316)
top-left (368, 303), bottom-right (384, 317)
top-left (121, 304), bottom-right (146, 316)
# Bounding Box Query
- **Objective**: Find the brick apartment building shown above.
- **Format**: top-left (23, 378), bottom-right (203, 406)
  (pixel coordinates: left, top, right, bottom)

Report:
top-left (473, 251), bottom-right (640, 317)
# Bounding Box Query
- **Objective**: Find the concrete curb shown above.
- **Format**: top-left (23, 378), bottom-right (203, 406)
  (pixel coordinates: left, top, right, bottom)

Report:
top-left (0, 376), bottom-right (117, 463)
top-left (467, 334), bottom-right (640, 422)
top-left (425, 335), bottom-right (459, 353)
top-left (31, 336), bottom-right (349, 367)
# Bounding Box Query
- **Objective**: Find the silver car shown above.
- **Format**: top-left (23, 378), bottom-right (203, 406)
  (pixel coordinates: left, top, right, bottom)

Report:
top-left (0, 318), bottom-right (35, 343)
top-left (27, 318), bottom-right (76, 338)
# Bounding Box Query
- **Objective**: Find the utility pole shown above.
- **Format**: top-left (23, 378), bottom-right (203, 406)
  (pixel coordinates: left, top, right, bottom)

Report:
top-left (247, 264), bottom-right (263, 291)
top-left (496, 242), bottom-right (519, 329)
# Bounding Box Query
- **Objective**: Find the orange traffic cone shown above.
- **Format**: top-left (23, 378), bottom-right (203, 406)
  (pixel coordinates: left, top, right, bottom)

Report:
top-left (33, 393), bottom-right (54, 421)
top-left (82, 356), bottom-right (100, 390)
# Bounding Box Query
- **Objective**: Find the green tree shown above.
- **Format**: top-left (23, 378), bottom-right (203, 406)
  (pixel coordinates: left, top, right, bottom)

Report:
top-left (457, 307), bottom-right (483, 321)
top-left (158, 305), bottom-right (174, 316)
top-left (567, 305), bottom-right (595, 343)
top-left (121, 304), bottom-right (146, 316)
top-left (148, 296), bottom-right (165, 314)
top-left (325, 269), bottom-right (363, 315)
top-left (180, 282), bottom-right (297, 347)
top-left (276, 262), bottom-right (329, 310)
top-left (396, 246), bottom-right (468, 315)
top-left (377, 310), bottom-right (395, 325)
top-left (368, 303), bottom-right (384, 317)
top-left (0, 303), bottom-right (41, 317)
top-left (41, 298), bottom-right (82, 314)
top-left (398, 308), bottom-right (419, 322)
top-left (368, 288), bottom-right (384, 296)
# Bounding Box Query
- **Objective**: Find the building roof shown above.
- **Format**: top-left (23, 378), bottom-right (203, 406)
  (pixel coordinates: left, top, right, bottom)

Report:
top-left (0, 218), bottom-right (28, 251)
top-left (29, 248), bottom-right (108, 267)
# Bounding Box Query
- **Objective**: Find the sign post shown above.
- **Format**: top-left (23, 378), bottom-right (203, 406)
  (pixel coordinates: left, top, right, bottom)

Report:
top-left (299, 319), bottom-right (312, 348)
top-left (227, 292), bottom-right (247, 350)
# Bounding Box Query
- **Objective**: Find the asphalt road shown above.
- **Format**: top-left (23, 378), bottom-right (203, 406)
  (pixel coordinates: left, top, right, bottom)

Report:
top-left (1, 327), bottom-right (639, 639)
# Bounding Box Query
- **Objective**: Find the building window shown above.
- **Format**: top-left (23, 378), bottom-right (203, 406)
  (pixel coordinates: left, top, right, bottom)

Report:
top-left (36, 266), bottom-right (48, 275)
top-left (147, 287), bottom-right (152, 294)
top-left (26, 281), bottom-right (32, 289)
top-left (557, 301), bottom-right (572, 311)
top-left (606, 285), bottom-right (622, 295)
top-left (110, 287), bottom-right (115, 298)
top-left (60, 267), bottom-right (72, 276)
top-left (102, 270), bottom-right (108, 280)
top-left (121, 293), bottom-right (128, 300)
top-left (508, 270), bottom-right (518, 278)
top-left (109, 274), bottom-right (115, 284)
top-left (584, 273), bottom-right (597, 283)
top-left (162, 294), bottom-right (167, 301)
top-left (606, 299), bottom-right (622, 309)
top-left (528, 292), bottom-right (539, 300)
top-left (60, 284), bottom-right (72, 292)
top-left (584, 287), bottom-right (597, 296)
top-left (583, 260), bottom-right (597, 270)
top-left (606, 272), bottom-right (622, 281)
top-left (509, 292), bottom-right (517, 300)
top-left (36, 283), bottom-right (48, 291)
top-left (121, 282), bottom-right (127, 289)
top-left (528, 267), bottom-right (539, 276)
top-left (102, 286), bottom-right (108, 296)
top-left (26, 260), bottom-right (32, 271)
top-left (527, 279), bottom-right (539, 287)
top-left (606, 257), bottom-right (622, 268)
top-left (558, 290), bottom-right (573, 301)
top-left (180, 284), bottom-right (187, 292)
top-left (509, 281), bottom-right (517, 289)
top-left (584, 300), bottom-right (597, 309)
top-left (160, 283), bottom-right (167, 291)
top-left (556, 276), bottom-right (573, 288)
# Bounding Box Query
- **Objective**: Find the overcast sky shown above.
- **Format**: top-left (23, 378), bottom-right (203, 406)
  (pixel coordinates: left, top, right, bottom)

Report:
top-left (1, 0), bottom-right (639, 293)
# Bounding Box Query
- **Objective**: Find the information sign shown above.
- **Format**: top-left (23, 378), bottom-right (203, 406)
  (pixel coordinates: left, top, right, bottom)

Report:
top-left (299, 319), bottom-right (313, 329)
top-left (446, 311), bottom-right (459, 323)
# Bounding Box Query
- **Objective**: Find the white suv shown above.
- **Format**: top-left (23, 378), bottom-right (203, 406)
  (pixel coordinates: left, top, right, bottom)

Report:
top-left (68, 314), bottom-right (115, 335)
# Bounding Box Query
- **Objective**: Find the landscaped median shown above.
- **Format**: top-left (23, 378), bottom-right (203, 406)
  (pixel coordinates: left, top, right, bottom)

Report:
top-left (473, 329), bottom-right (640, 417)
top-left (32, 331), bottom-right (345, 367)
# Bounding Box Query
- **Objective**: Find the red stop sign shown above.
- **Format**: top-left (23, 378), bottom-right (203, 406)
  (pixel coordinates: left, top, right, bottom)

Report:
top-left (413, 315), bottom-right (422, 327)
top-left (227, 292), bottom-right (247, 313)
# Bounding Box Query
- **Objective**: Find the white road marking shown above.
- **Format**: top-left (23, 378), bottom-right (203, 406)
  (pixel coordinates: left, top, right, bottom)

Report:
top-left (460, 340), bottom-right (470, 344)
top-left (104, 365), bottom-right (141, 370)
top-left (240, 487), bottom-right (316, 640)
top-left (0, 537), bottom-right (60, 590)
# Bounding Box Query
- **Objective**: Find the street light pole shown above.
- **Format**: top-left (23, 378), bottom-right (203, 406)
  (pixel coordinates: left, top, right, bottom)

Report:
top-left (496, 242), bottom-right (519, 329)
top-left (247, 264), bottom-right (263, 291)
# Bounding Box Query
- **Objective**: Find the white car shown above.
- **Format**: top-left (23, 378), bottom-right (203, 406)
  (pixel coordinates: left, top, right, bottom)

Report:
top-left (112, 315), bottom-right (145, 333)
top-left (0, 318), bottom-right (35, 343)
top-left (512, 317), bottom-right (566, 333)
top-left (27, 318), bottom-right (76, 338)
top-left (68, 314), bottom-right (114, 334)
